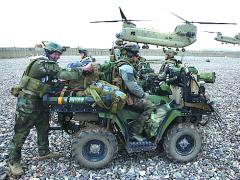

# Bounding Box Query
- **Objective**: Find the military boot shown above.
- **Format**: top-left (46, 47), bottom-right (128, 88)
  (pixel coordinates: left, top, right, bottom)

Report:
top-left (8, 162), bottom-right (24, 176)
top-left (38, 152), bottom-right (62, 160)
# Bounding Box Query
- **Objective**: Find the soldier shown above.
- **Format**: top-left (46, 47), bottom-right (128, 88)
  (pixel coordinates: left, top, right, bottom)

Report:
top-left (110, 39), bottom-right (128, 61)
top-left (159, 48), bottom-right (181, 74)
top-left (67, 48), bottom-right (95, 68)
top-left (101, 42), bottom-right (153, 140)
top-left (8, 41), bottom-right (92, 176)
top-left (158, 48), bottom-right (184, 105)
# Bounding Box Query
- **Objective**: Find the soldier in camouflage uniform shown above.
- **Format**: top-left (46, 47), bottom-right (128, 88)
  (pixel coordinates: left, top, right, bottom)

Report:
top-left (101, 42), bottom-right (153, 140)
top-left (8, 42), bottom-right (92, 176)
top-left (159, 48), bottom-right (181, 74)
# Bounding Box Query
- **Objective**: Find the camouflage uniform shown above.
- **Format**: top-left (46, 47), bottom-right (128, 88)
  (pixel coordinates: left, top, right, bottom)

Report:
top-left (101, 42), bottom-right (153, 135)
top-left (159, 48), bottom-right (181, 74)
top-left (8, 42), bottom-right (75, 169)
top-left (8, 55), bottom-right (61, 164)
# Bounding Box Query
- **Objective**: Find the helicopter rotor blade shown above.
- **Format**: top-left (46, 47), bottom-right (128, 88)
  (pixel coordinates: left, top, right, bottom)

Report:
top-left (90, 20), bottom-right (123, 23)
top-left (90, 7), bottom-right (152, 24)
top-left (119, 7), bottom-right (127, 21)
top-left (171, 12), bottom-right (187, 22)
top-left (90, 19), bottom-right (152, 23)
top-left (204, 31), bottom-right (221, 34)
top-left (192, 21), bottom-right (237, 25)
top-left (171, 12), bottom-right (237, 25)
top-left (204, 31), bottom-right (217, 33)
top-left (127, 19), bottom-right (153, 22)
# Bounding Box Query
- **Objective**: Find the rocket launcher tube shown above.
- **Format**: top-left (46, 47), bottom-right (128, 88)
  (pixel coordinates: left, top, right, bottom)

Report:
top-left (44, 96), bottom-right (95, 105)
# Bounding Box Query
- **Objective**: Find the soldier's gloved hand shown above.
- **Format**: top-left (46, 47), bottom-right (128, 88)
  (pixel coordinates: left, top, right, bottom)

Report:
top-left (83, 63), bottom-right (93, 74)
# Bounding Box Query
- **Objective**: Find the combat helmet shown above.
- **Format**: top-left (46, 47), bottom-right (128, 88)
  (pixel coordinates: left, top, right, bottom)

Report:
top-left (78, 48), bottom-right (88, 56)
top-left (43, 41), bottom-right (65, 54)
top-left (115, 39), bottom-right (123, 46)
top-left (163, 48), bottom-right (177, 59)
top-left (123, 42), bottom-right (140, 57)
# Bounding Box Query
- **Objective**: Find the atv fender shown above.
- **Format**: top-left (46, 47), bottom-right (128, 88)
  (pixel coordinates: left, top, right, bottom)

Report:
top-left (98, 111), bottom-right (133, 142)
top-left (156, 109), bottom-right (182, 142)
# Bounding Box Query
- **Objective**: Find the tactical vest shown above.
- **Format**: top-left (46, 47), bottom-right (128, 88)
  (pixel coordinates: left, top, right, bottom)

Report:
top-left (159, 58), bottom-right (181, 74)
top-left (12, 56), bottom-right (60, 98)
top-left (100, 58), bottom-right (139, 105)
top-left (100, 59), bottom-right (131, 92)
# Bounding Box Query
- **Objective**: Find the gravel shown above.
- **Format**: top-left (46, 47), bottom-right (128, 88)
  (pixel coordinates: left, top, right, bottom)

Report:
top-left (0, 55), bottom-right (239, 179)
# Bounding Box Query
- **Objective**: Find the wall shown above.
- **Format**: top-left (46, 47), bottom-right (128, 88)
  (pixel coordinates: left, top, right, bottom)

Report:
top-left (0, 47), bottom-right (240, 58)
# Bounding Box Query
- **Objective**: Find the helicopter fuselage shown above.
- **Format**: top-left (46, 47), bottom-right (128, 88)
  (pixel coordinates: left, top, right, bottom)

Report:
top-left (215, 34), bottom-right (240, 45)
top-left (116, 23), bottom-right (197, 48)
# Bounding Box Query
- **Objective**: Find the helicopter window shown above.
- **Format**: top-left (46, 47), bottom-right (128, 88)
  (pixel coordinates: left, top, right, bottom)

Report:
top-left (186, 32), bottom-right (196, 38)
top-left (131, 31), bottom-right (136, 36)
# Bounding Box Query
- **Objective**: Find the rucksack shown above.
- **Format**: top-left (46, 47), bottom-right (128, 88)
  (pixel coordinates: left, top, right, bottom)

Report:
top-left (84, 80), bottom-right (127, 113)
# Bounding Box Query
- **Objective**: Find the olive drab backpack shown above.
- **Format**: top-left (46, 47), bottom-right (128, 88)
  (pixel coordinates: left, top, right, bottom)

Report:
top-left (84, 80), bottom-right (127, 113)
top-left (99, 61), bottom-right (115, 83)
top-left (100, 59), bottom-right (131, 91)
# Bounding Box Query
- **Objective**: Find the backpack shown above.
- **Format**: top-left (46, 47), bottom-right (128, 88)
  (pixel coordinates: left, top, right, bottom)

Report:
top-left (99, 59), bottom-right (130, 88)
top-left (84, 80), bottom-right (127, 113)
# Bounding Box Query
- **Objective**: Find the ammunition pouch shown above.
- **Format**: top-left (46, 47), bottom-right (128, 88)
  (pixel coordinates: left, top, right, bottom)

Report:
top-left (19, 75), bottom-right (49, 97)
top-left (10, 85), bottom-right (22, 97)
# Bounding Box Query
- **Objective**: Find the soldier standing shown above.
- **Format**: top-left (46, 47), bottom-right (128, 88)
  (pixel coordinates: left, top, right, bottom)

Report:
top-left (7, 41), bottom-right (92, 176)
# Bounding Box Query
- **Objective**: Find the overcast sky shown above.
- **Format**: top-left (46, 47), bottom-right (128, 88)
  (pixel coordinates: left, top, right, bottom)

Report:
top-left (0, 0), bottom-right (240, 50)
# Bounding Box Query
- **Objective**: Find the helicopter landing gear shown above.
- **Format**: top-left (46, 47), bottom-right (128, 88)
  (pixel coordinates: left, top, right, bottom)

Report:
top-left (163, 47), bottom-right (166, 53)
top-left (142, 44), bottom-right (149, 49)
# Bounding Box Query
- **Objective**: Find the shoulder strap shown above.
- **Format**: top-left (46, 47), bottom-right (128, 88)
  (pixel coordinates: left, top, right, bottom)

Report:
top-left (112, 59), bottom-right (131, 77)
top-left (23, 59), bottom-right (39, 76)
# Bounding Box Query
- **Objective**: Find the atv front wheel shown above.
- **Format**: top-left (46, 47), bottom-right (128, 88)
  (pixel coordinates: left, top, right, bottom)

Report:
top-left (163, 123), bottom-right (202, 162)
top-left (72, 127), bottom-right (118, 169)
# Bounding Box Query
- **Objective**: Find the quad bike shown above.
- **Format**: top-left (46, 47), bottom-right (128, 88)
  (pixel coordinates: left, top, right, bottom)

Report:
top-left (43, 87), bottom-right (209, 169)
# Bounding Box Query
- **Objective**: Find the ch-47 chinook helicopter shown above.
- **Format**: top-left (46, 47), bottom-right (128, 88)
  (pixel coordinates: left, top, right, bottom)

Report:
top-left (90, 7), bottom-right (236, 52)
top-left (205, 31), bottom-right (240, 45)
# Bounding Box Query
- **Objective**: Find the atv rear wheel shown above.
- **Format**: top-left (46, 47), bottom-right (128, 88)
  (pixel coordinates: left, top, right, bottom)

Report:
top-left (163, 123), bottom-right (202, 162)
top-left (72, 127), bottom-right (118, 169)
